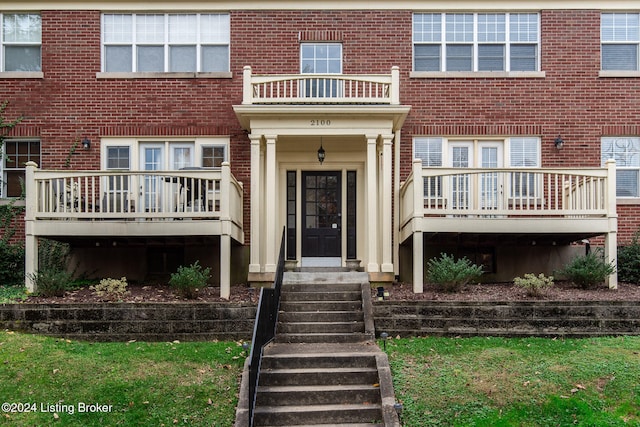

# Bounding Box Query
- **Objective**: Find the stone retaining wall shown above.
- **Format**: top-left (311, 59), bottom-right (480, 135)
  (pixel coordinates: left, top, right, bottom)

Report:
top-left (1, 301), bottom-right (639, 341)
top-left (0, 303), bottom-right (256, 342)
top-left (373, 301), bottom-right (640, 338)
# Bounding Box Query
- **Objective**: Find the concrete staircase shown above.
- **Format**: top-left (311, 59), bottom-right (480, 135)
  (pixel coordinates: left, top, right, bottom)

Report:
top-left (244, 271), bottom-right (399, 427)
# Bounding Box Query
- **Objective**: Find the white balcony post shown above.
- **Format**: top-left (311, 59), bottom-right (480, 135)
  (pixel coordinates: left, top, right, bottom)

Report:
top-left (242, 66), bottom-right (253, 105)
top-left (390, 66), bottom-right (400, 105)
top-left (381, 135), bottom-right (394, 273)
top-left (24, 161), bottom-right (38, 292)
top-left (366, 135), bottom-right (379, 273)
top-left (219, 162), bottom-right (231, 299)
top-left (605, 159), bottom-right (618, 289)
top-left (412, 160), bottom-right (424, 293)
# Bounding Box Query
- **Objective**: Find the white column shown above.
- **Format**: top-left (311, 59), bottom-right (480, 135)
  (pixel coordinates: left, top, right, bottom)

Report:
top-left (264, 135), bottom-right (277, 272)
top-left (393, 129), bottom-right (401, 276)
top-left (381, 134), bottom-right (394, 273)
top-left (366, 135), bottom-right (379, 273)
top-left (24, 161), bottom-right (38, 292)
top-left (219, 162), bottom-right (231, 299)
top-left (605, 158), bottom-right (618, 289)
top-left (412, 159), bottom-right (424, 293)
top-left (249, 135), bottom-right (262, 273)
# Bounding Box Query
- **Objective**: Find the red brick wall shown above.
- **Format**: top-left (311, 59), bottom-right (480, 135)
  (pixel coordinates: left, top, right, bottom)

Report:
top-left (1, 9), bottom-right (639, 244)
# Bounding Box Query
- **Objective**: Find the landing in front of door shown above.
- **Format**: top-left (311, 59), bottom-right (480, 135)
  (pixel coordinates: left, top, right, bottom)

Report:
top-left (300, 257), bottom-right (342, 267)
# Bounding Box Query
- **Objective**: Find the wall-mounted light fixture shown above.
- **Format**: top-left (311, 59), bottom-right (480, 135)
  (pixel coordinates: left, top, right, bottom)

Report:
top-left (82, 137), bottom-right (91, 150)
top-left (317, 138), bottom-right (325, 164)
top-left (554, 135), bottom-right (564, 149)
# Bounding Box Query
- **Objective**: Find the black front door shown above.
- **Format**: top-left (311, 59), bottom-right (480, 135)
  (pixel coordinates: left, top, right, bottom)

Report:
top-left (302, 171), bottom-right (341, 257)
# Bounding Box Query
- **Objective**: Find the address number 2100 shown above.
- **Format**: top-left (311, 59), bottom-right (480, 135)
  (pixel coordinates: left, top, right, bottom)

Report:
top-left (310, 119), bottom-right (331, 126)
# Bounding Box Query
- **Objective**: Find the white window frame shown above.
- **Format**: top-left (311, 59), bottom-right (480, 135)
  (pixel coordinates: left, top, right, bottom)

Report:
top-left (413, 12), bottom-right (540, 73)
top-left (601, 136), bottom-right (640, 198)
top-left (201, 144), bottom-right (227, 168)
top-left (601, 13), bottom-right (640, 72)
top-left (101, 13), bottom-right (230, 73)
top-left (1, 13), bottom-right (41, 72)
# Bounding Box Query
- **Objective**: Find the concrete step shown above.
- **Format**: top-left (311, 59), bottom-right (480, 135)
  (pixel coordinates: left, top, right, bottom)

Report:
top-left (278, 321), bottom-right (365, 334)
top-left (281, 290), bottom-right (362, 302)
top-left (258, 367), bottom-right (379, 387)
top-left (276, 333), bottom-right (371, 344)
top-left (280, 301), bottom-right (362, 312)
top-left (260, 353), bottom-right (377, 370)
top-left (256, 384), bottom-right (381, 406)
top-left (283, 282), bottom-right (362, 293)
top-left (252, 403), bottom-right (383, 426)
top-left (278, 311), bottom-right (364, 323)
top-left (283, 272), bottom-right (369, 285)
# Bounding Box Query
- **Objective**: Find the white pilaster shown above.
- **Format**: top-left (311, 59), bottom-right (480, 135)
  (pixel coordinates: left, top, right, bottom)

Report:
top-left (605, 159), bottom-right (618, 289)
top-left (24, 161), bottom-right (38, 292)
top-left (264, 135), bottom-right (277, 273)
top-left (381, 134), bottom-right (394, 273)
top-left (249, 135), bottom-right (262, 273)
top-left (366, 135), bottom-right (379, 273)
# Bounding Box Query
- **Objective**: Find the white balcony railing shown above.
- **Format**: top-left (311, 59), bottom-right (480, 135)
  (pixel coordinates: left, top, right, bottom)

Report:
top-left (25, 162), bottom-right (243, 227)
top-left (242, 65), bottom-right (400, 105)
top-left (400, 159), bottom-right (617, 232)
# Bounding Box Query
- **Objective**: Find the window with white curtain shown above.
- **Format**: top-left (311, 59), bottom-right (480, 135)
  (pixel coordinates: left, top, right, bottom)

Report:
top-left (602, 137), bottom-right (640, 197)
top-left (601, 13), bottom-right (640, 71)
top-left (413, 13), bottom-right (539, 72)
top-left (102, 13), bottom-right (230, 72)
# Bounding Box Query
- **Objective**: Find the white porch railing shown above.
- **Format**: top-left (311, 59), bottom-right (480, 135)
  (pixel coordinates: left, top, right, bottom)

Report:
top-left (242, 65), bottom-right (400, 105)
top-left (25, 162), bottom-right (243, 226)
top-left (400, 159), bottom-right (618, 292)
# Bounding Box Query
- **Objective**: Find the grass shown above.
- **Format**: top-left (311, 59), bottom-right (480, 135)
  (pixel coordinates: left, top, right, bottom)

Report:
top-left (0, 331), bottom-right (245, 426)
top-left (386, 336), bottom-right (640, 427)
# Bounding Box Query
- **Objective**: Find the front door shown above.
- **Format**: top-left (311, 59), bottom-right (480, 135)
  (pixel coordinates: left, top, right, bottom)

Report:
top-left (302, 171), bottom-right (341, 257)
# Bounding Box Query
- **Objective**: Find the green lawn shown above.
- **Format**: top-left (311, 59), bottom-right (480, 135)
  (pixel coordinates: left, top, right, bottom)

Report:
top-left (386, 336), bottom-right (640, 427)
top-left (1, 331), bottom-right (639, 426)
top-left (0, 331), bottom-right (244, 426)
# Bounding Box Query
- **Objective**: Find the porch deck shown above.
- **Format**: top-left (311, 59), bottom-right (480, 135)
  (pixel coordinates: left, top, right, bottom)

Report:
top-left (399, 159), bottom-right (618, 292)
top-left (24, 162), bottom-right (244, 297)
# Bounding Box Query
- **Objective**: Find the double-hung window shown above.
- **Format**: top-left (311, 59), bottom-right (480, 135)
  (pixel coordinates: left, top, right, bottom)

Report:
top-left (413, 13), bottom-right (539, 72)
top-left (601, 137), bottom-right (640, 197)
top-left (2, 140), bottom-right (41, 198)
top-left (509, 137), bottom-right (540, 198)
top-left (102, 13), bottom-right (230, 73)
top-left (601, 13), bottom-right (640, 71)
top-left (414, 137), bottom-right (443, 197)
top-left (1, 13), bottom-right (41, 72)
top-left (300, 43), bottom-right (342, 97)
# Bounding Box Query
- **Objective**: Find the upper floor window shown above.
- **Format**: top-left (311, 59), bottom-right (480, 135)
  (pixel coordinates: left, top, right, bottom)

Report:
top-left (300, 43), bottom-right (342, 97)
top-left (102, 13), bottom-right (229, 73)
top-left (413, 13), bottom-right (539, 72)
top-left (601, 137), bottom-right (640, 197)
top-left (2, 140), bottom-right (41, 197)
top-left (1, 13), bottom-right (41, 72)
top-left (601, 13), bottom-right (640, 71)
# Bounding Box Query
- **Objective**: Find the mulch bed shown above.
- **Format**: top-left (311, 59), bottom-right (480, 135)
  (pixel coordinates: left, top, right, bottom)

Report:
top-left (21, 281), bottom-right (640, 304)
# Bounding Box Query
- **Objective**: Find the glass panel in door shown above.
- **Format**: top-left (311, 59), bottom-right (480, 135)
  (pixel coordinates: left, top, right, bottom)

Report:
top-left (140, 144), bottom-right (164, 212)
top-left (449, 143), bottom-right (472, 210)
top-left (479, 143), bottom-right (503, 210)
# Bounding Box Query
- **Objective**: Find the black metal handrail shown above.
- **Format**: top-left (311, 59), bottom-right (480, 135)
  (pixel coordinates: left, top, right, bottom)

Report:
top-left (247, 227), bottom-right (286, 426)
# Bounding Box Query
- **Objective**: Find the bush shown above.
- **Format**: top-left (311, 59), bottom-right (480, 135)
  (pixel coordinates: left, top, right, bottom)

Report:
top-left (169, 261), bottom-right (211, 299)
top-left (427, 253), bottom-right (483, 292)
top-left (0, 241), bottom-right (25, 285)
top-left (513, 273), bottom-right (554, 297)
top-left (558, 252), bottom-right (615, 289)
top-left (28, 268), bottom-right (73, 297)
top-left (618, 236), bottom-right (640, 284)
top-left (91, 277), bottom-right (129, 301)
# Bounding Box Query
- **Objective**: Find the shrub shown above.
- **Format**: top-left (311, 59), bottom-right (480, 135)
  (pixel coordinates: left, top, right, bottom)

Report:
top-left (558, 252), bottom-right (615, 289)
top-left (618, 235), bottom-right (640, 284)
top-left (28, 268), bottom-right (73, 297)
top-left (513, 273), bottom-right (554, 297)
top-left (91, 277), bottom-right (129, 301)
top-left (0, 241), bottom-right (25, 285)
top-left (427, 253), bottom-right (483, 292)
top-left (169, 261), bottom-right (211, 299)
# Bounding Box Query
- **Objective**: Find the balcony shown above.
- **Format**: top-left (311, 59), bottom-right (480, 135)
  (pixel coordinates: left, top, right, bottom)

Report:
top-left (400, 159), bottom-right (618, 291)
top-left (24, 162), bottom-right (244, 296)
top-left (241, 65), bottom-right (400, 105)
